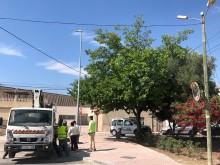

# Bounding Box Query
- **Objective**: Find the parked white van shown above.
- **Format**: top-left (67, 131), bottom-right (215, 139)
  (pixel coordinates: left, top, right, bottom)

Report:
top-left (110, 118), bottom-right (151, 136)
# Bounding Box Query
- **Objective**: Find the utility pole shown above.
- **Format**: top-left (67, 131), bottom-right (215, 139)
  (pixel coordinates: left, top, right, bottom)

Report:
top-left (75, 30), bottom-right (83, 124)
top-left (201, 12), bottom-right (212, 165)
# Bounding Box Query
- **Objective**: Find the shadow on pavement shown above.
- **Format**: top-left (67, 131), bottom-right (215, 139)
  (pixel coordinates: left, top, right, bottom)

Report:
top-left (10, 149), bottom-right (90, 164)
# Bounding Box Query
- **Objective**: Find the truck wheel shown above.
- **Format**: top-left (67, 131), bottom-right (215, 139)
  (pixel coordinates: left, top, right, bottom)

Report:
top-left (111, 129), bottom-right (117, 136)
top-left (9, 151), bottom-right (15, 158)
top-left (47, 146), bottom-right (54, 157)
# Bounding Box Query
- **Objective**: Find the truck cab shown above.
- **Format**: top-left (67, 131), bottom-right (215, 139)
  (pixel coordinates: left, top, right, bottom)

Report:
top-left (4, 107), bottom-right (55, 158)
top-left (4, 89), bottom-right (56, 158)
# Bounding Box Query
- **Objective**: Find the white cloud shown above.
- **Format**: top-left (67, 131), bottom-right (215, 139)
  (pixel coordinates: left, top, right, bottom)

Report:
top-left (72, 31), bottom-right (105, 47)
top-left (0, 44), bottom-right (24, 57)
top-left (37, 60), bottom-right (87, 76)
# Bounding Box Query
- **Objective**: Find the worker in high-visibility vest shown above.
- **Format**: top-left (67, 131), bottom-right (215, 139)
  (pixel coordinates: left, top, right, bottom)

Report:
top-left (57, 119), bottom-right (69, 156)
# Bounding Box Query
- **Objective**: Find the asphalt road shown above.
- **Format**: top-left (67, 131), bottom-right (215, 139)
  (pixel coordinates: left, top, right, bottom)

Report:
top-left (0, 140), bottom-right (91, 165)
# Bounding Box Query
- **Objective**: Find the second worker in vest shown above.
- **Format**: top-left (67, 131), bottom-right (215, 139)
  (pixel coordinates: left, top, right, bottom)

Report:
top-left (57, 119), bottom-right (69, 156)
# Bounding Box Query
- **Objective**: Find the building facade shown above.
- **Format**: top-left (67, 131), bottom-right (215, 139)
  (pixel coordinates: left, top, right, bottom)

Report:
top-left (0, 86), bottom-right (163, 132)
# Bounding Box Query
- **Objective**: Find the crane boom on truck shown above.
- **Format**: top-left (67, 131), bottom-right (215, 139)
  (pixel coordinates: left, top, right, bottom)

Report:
top-left (4, 89), bottom-right (56, 158)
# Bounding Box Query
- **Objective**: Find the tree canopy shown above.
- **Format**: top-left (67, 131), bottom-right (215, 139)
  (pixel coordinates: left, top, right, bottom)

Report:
top-left (68, 16), bottom-right (217, 139)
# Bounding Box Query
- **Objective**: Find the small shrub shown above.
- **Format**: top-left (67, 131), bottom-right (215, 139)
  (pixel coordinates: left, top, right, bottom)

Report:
top-left (164, 137), bottom-right (174, 152)
top-left (185, 141), bottom-right (205, 159)
top-left (172, 139), bottom-right (185, 155)
top-left (142, 134), bottom-right (205, 159)
top-left (142, 132), bottom-right (159, 147)
top-left (156, 135), bottom-right (167, 150)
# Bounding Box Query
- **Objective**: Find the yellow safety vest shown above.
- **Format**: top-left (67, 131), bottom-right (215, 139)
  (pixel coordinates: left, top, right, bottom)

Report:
top-left (57, 126), bottom-right (67, 140)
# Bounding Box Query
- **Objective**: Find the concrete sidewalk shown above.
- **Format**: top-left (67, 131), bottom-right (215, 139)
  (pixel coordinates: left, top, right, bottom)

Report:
top-left (76, 126), bottom-right (186, 165)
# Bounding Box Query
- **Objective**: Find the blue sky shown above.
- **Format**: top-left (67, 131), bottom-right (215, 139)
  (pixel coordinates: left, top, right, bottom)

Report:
top-left (0, 0), bottom-right (220, 95)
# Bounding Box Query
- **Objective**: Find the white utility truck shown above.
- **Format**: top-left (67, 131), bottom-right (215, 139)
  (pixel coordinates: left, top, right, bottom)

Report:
top-left (4, 89), bottom-right (56, 158)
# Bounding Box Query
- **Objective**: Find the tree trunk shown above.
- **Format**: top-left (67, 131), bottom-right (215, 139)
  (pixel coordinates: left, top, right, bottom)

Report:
top-left (169, 121), bottom-right (176, 137)
top-left (135, 108), bottom-right (143, 141)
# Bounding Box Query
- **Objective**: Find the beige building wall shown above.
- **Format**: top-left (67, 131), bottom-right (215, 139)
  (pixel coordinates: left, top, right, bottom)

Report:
top-left (0, 99), bottom-right (164, 133)
top-left (0, 92), bottom-right (164, 133)
top-left (55, 106), bottom-right (91, 126)
top-left (0, 96), bottom-right (91, 125)
top-left (95, 110), bottom-right (164, 132)
top-left (0, 99), bottom-right (32, 121)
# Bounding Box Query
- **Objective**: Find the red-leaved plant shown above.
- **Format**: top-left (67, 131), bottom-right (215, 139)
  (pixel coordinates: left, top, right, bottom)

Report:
top-left (173, 97), bottom-right (220, 133)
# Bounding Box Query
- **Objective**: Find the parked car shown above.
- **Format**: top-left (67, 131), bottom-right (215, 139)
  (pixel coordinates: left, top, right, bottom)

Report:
top-left (160, 124), bottom-right (193, 135)
top-left (110, 118), bottom-right (151, 136)
top-left (201, 124), bottom-right (220, 136)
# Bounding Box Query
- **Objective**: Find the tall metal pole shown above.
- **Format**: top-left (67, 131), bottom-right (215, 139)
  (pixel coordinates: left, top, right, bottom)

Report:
top-left (177, 1), bottom-right (215, 164)
top-left (201, 12), bottom-right (212, 165)
top-left (75, 30), bottom-right (82, 124)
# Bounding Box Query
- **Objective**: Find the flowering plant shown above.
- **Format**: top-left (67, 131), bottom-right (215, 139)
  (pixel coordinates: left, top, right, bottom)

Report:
top-left (173, 96), bottom-right (220, 133)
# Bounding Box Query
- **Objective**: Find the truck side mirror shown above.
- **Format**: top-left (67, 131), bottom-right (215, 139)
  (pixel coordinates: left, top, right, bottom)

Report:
top-left (0, 117), bottom-right (3, 126)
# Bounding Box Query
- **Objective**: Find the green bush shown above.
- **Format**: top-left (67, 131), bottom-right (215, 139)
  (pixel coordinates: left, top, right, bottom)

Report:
top-left (156, 135), bottom-right (167, 150)
top-left (164, 137), bottom-right (174, 152)
top-left (143, 134), bottom-right (204, 158)
top-left (142, 132), bottom-right (159, 147)
top-left (172, 139), bottom-right (185, 155)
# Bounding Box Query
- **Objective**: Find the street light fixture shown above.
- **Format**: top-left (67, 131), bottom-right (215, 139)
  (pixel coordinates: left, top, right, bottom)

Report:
top-left (177, 1), bottom-right (215, 164)
top-left (207, 0), bottom-right (215, 7)
top-left (75, 29), bottom-right (83, 125)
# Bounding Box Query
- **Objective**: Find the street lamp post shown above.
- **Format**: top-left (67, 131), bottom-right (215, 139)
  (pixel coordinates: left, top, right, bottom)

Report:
top-left (177, 1), bottom-right (215, 165)
top-left (75, 30), bottom-right (83, 125)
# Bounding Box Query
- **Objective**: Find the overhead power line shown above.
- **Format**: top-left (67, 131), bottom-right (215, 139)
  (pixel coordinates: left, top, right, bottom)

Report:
top-left (0, 83), bottom-right (70, 91)
top-left (188, 29), bottom-right (220, 54)
top-left (0, 17), bottom-right (200, 28)
top-left (0, 26), bottom-right (86, 75)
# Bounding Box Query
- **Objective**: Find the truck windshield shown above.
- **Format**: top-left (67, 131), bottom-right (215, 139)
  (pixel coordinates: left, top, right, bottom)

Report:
top-left (8, 109), bottom-right (52, 126)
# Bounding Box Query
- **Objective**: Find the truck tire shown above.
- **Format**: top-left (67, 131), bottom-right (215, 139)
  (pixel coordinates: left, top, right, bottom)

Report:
top-left (9, 151), bottom-right (15, 158)
top-left (46, 146), bottom-right (54, 158)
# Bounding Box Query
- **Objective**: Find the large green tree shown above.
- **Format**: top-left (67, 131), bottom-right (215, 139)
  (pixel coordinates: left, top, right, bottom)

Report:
top-left (68, 16), bottom-right (217, 140)
top-left (69, 16), bottom-right (165, 139)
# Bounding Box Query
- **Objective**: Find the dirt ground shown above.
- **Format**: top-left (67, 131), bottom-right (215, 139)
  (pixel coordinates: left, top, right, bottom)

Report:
top-left (153, 148), bottom-right (219, 165)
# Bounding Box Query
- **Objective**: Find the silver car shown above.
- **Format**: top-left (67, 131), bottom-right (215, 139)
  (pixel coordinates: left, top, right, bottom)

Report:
top-left (160, 124), bottom-right (193, 135)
